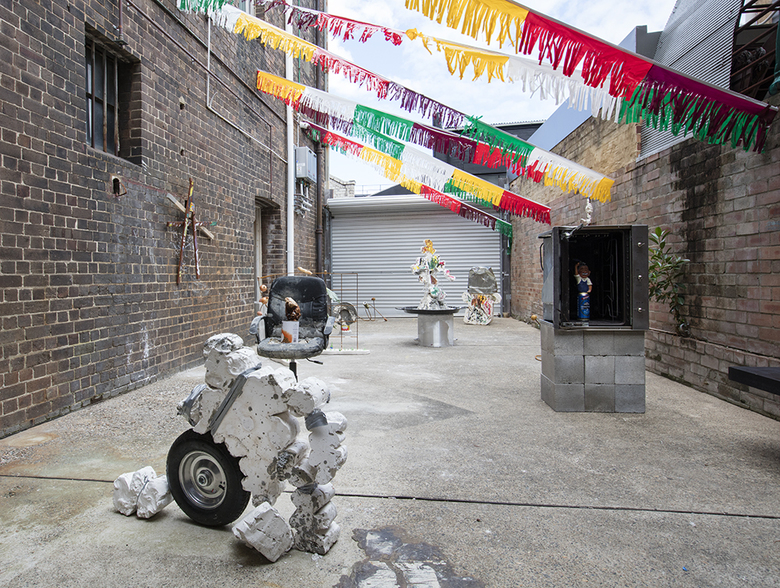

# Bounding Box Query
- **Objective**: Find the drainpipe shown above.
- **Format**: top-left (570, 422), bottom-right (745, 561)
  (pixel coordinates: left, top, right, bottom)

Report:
top-left (286, 16), bottom-right (295, 275)
top-left (315, 0), bottom-right (324, 275)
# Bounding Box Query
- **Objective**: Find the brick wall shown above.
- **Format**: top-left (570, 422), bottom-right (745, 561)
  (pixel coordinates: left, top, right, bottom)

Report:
top-left (509, 96), bottom-right (780, 419)
top-left (0, 0), bottom-right (325, 437)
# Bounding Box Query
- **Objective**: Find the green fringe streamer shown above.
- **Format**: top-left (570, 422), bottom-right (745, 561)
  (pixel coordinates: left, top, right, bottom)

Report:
top-left (178, 0), bottom-right (230, 12)
top-left (353, 105), bottom-right (414, 143)
top-left (496, 219), bottom-right (512, 240)
top-left (350, 123), bottom-right (406, 160)
top-left (461, 116), bottom-right (535, 167)
top-left (618, 87), bottom-right (764, 152)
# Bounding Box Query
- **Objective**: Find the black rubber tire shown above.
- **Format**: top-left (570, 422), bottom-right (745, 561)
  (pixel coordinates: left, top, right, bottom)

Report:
top-left (166, 429), bottom-right (250, 527)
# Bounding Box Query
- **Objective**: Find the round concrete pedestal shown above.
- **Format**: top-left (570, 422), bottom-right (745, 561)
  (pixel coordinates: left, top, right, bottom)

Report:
top-left (400, 307), bottom-right (459, 347)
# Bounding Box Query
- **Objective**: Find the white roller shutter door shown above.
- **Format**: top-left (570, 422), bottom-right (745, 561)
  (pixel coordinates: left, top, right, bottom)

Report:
top-left (328, 196), bottom-right (502, 318)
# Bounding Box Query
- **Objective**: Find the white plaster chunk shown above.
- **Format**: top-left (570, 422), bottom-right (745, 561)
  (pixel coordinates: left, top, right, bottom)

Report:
top-left (217, 409), bottom-right (298, 457)
top-left (135, 475), bottom-right (173, 519)
top-left (112, 466), bottom-right (157, 516)
top-left (204, 346), bottom-right (261, 390)
top-left (269, 440), bottom-right (307, 482)
top-left (308, 412), bottom-right (348, 485)
top-left (290, 483), bottom-right (336, 511)
top-left (286, 377), bottom-right (331, 417)
top-left (240, 456), bottom-right (285, 505)
top-left (287, 456), bottom-right (317, 488)
top-left (293, 522), bottom-right (341, 555)
top-left (203, 333), bottom-right (244, 357)
top-left (241, 368), bottom-right (291, 416)
top-left (190, 384), bottom-right (229, 434)
top-left (290, 501), bottom-right (337, 532)
top-left (232, 502), bottom-right (293, 562)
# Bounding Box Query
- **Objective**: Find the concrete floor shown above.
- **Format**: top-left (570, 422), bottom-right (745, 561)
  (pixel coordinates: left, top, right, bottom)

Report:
top-left (1, 318), bottom-right (779, 587)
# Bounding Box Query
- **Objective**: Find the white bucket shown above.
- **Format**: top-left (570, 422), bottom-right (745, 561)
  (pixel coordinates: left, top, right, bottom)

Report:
top-left (281, 321), bottom-right (299, 343)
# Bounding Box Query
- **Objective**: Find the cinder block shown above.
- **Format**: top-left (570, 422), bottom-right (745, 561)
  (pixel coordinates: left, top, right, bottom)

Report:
top-left (583, 332), bottom-right (615, 356)
top-left (542, 350), bottom-right (584, 384)
top-left (541, 374), bottom-right (585, 412)
top-left (552, 329), bottom-right (584, 356)
top-left (614, 331), bottom-right (646, 356)
top-left (541, 373), bottom-right (554, 407)
top-left (540, 320), bottom-right (553, 353)
top-left (615, 356), bottom-right (646, 385)
top-left (585, 384), bottom-right (615, 412)
top-left (615, 385), bottom-right (646, 413)
top-left (554, 383), bottom-right (585, 412)
top-left (585, 355), bottom-right (615, 384)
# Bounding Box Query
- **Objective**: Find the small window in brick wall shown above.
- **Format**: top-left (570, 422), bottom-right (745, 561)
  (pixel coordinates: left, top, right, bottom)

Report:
top-left (85, 31), bottom-right (140, 163)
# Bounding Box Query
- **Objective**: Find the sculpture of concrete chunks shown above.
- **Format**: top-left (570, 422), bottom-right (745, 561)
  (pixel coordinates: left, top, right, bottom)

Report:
top-left (164, 332), bottom-right (348, 560)
top-left (290, 483), bottom-right (341, 555)
top-left (113, 466), bottom-right (172, 519)
top-left (232, 502), bottom-right (293, 563)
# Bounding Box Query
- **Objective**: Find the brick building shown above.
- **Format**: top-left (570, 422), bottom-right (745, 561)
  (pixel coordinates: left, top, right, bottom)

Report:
top-left (0, 0), bottom-right (326, 437)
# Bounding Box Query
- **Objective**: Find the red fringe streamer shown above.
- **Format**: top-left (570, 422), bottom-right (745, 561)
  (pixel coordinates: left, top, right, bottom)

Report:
top-left (316, 127), bottom-right (364, 157)
top-left (518, 12), bottom-right (653, 99)
top-left (499, 191), bottom-right (551, 224)
top-left (311, 49), bottom-right (391, 99)
top-left (421, 186), bottom-right (462, 213)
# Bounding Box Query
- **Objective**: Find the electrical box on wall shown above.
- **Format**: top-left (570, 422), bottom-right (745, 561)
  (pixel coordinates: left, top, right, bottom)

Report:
top-left (295, 146), bottom-right (317, 184)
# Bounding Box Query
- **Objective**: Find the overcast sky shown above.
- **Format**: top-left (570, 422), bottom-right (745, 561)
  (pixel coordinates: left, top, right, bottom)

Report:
top-left (322, 0), bottom-right (679, 191)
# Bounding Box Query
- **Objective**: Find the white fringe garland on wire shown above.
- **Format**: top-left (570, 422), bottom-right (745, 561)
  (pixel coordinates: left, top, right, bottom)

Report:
top-left (399, 148), bottom-right (457, 192)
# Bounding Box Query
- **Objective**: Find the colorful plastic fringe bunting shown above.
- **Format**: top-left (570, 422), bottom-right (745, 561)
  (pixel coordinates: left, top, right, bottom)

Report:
top-left (261, 0), bottom-right (621, 119)
top-left (405, 0), bottom-right (777, 152)
top-left (305, 121), bottom-right (549, 226)
top-left (304, 123), bottom-right (515, 234)
top-left (256, 70), bottom-right (615, 202)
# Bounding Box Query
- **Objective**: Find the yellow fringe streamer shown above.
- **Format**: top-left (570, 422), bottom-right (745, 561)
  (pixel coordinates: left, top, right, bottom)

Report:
top-left (235, 12), bottom-right (317, 60)
top-left (540, 166), bottom-right (615, 204)
top-left (450, 168), bottom-right (505, 206)
top-left (399, 177), bottom-right (424, 194)
top-left (406, 0), bottom-right (528, 47)
top-left (592, 177), bottom-right (614, 203)
top-left (407, 29), bottom-right (509, 81)
top-left (360, 147), bottom-right (403, 182)
top-left (256, 71), bottom-right (306, 104)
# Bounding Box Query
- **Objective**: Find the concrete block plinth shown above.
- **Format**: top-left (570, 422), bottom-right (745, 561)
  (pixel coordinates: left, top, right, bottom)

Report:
top-left (540, 321), bottom-right (646, 413)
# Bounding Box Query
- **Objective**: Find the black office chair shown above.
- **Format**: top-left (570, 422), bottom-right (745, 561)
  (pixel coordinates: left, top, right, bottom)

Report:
top-left (251, 276), bottom-right (334, 376)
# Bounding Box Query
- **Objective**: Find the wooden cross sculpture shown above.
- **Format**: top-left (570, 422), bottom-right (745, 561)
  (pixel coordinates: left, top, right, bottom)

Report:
top-left (166, 178), bottom-right (215, 285)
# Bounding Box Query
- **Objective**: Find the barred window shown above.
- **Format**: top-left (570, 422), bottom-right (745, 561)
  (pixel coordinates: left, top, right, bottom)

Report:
top-left (85, 37), bottom-right (120, 156)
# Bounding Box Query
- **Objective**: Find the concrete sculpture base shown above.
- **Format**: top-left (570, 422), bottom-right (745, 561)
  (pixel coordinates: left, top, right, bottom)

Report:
top-left (540, 320), bottom-right (646, 413)
top-left (401, 307), bottom-right (459, 347)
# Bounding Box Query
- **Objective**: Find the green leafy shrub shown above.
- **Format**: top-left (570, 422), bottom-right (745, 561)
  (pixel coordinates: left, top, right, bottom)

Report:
top-left (648, 227), bottom-right (690, 336)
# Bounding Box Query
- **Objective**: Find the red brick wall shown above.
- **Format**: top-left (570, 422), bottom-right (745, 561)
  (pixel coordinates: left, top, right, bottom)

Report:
top-left (510, 96), bottom-right (780, 418)
top-left (0, 0), bottom-right (324, 437)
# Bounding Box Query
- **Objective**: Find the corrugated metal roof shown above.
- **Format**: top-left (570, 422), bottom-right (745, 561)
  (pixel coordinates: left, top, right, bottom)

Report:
top-left (640, 0), bottom-right (743, 158)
